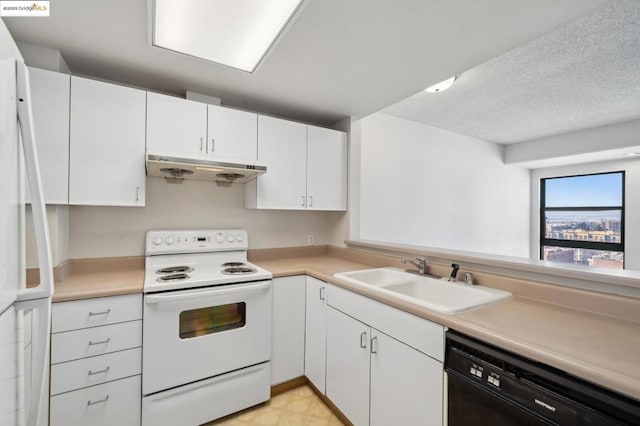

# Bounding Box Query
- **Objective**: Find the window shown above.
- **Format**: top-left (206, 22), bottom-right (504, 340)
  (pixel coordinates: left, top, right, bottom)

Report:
top-left (540, 171), bottom-right (624, 269)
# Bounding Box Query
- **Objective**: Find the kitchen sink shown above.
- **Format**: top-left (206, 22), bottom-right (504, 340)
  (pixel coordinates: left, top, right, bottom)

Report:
top-left (334, 267), bottom-right (511, 314)
top-left (333, 267), bottom-right (416, 287)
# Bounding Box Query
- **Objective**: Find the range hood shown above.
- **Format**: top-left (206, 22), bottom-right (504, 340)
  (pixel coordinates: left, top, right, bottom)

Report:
top-left (146, 154), bottom-right (266, 184)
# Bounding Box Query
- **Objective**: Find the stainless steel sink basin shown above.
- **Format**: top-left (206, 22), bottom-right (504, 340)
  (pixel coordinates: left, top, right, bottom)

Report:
top-left (334, 267), bottom-right (511, 314)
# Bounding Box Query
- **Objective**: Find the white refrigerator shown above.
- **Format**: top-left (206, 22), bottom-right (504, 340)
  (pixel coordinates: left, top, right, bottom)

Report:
top-left (0, 19), bottom-right (54, 426)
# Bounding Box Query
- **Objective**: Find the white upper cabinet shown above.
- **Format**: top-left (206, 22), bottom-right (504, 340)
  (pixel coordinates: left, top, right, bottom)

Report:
top-left (248, 115), bottom-right (308, 210)
top-left (246, 116), bottom-right (348, 211)
top-left (69, 76), bottom-right (146, 206)
top-left (206, 105), bottom-right (257, 161)
top-left (28, 67), bottom-right (70, 204)
top-left (306, 125), bottom-right (347, 211)
top-left (146, 93), bottom-right (257, 163)
top-left (146, 92), bottom-right (207, 158)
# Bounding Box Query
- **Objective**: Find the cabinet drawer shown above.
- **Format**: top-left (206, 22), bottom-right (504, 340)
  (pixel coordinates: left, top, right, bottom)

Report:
top-left (52, 294), bottom-right (142, 333)
top-left (327, 286), bottom-right (444, 362)
top-left (51, 320), bottom-right (142, 364)
top-left (51, 348), bottom-right (141, 395)
top-left (50, 375), bottom-right (141, 426)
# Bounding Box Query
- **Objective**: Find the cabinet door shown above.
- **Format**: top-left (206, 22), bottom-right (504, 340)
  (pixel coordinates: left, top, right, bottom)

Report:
top-left (207, 105), bottom-right (257, 161)
top-left (69, 77), bottom-right (146, 206)
top-left (306, 125), bottom-right (347, 211)
top-left (370, 329), bottom-right (443, 426)
top-left (27, 67), bottom-right (70, 204)
top-left (304, 277), bottom-right (327, 393)
top-left (271, 276), bottom-right (306, 385)
top-left (326, 307), bottom-right (370, 426)
top-left (255, 115), bottom-right (307, 209)
top-left (146, 92), bottom-right (207, 158)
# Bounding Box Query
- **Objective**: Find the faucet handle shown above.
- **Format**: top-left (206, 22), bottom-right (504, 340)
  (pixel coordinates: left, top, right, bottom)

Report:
top-left (463, 272), bottom-right (474, 286)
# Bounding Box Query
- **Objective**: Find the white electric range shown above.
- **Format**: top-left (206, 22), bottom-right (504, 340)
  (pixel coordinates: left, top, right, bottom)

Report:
top-left (141, 229), bottom-right (273, 426)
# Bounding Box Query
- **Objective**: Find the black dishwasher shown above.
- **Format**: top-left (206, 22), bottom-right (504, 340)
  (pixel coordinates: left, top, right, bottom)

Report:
top-left (445, 331), bottom-right (640, 425)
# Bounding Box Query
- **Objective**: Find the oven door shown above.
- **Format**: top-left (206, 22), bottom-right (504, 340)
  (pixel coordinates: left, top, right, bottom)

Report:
top-left (142, 280), bottom-right (272, 395)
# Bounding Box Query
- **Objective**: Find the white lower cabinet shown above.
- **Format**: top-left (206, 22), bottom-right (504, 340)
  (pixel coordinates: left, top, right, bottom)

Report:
top-left (326, 307), bottom-right (371, 425)
top-left (49, 294), bottom-right (142, 426)
top-left (369, 329), bottom-right (443, 426)
top-left (50, 375), bottom-right (141, 426)
top-left (326, 286), bottom-right (444, 426)
top-left (304, 276), bottom-right (330, 394)
top-left (271, 276), bottom-right (306, 385)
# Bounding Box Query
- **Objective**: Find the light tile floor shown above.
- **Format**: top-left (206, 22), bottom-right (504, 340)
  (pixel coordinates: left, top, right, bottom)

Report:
top-left (206, 385), bottom-right (344, 425)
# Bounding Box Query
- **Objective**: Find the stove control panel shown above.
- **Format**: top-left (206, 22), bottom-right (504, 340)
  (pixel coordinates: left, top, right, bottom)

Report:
top-left (146, 229), bottom-right (249, 255)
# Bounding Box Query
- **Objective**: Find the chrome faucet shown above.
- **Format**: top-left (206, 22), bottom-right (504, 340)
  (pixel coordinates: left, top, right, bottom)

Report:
top-left (402, 257), bottom-right (427, 274)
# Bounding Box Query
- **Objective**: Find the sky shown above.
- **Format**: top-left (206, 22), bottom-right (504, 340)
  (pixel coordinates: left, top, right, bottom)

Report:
top-left (544, 172), bottom-right (623, 208)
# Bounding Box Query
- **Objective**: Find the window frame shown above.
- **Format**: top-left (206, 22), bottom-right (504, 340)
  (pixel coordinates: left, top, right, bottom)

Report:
top-left (539, 171), bottom-right (625, 266)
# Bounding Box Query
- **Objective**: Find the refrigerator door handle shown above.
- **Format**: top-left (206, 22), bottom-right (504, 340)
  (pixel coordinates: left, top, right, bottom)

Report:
top-left (14, 59), bottom-right (54, 426)
top-left (15, 60), bottom-right (53, 301)
top-left (15, 298), bottom-right (51, 426)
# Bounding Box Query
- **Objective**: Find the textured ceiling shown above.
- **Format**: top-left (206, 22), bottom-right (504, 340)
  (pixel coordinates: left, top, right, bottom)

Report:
top-left (383, 0), bottom-right (640, 144)
top-left (2, 0), bottom-right (609, 126)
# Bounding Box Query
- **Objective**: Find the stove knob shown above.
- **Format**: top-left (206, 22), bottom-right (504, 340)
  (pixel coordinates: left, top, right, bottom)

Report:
top-left (152, 237), bottom-right (163, 246)
top-left (165, 236), bottom-right (174, 245)
top-left (216, 233), bottom-right (225, 243)
top-left (227, 234), bottom-right (235, 243)
top-left (236, 234), bottom-right (244, 243)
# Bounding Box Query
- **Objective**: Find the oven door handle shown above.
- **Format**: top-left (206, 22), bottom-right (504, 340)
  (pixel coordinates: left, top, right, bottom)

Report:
top-left (144, 281), bottom-right (271, 304)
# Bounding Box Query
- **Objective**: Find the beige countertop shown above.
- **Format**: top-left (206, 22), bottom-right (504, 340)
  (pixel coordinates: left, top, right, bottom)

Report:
top-left (50, 249), bottom-right (640, 401)
top-left (53, 269), bottom-right (144, 302)
top-left (50, 257), bottom-right (144, 303)
top-left (253, 254), bottom-right (640, 402)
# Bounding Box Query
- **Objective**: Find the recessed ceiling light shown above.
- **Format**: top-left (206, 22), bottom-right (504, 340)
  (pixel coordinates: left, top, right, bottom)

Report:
top-left (424, 75), bottom-right (459, 93)
top-left (152, 0), bottom-right (306, 73)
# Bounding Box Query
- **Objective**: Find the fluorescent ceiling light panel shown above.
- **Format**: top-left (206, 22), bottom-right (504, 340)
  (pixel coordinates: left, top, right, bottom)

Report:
top-left (153, 0), bottom-right (304, 72)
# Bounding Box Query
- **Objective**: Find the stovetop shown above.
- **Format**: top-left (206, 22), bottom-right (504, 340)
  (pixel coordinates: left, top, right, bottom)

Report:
top-left (143, 229), bottom-right (272, 293)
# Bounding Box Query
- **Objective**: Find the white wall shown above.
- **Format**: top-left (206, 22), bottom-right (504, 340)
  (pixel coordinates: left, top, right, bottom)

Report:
top-left (531, 158), bottom-right (640, 271)
top-left (25, 206), bottom-right (69, 268)
top-left (356, 113), bottom-right (530, 257)
top-left (67, 177), bottom-right (346, 259)
top-left (15, 41), bottom-right (69, 73)
top-left (504, 118), bottom-right (640, 168)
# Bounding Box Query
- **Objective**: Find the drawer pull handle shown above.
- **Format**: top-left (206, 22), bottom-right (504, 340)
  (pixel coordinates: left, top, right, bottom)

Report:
top-left (88, 309), bottom-right (111, 316)
top-left (88, 366), bottom-right (110, 376)
top-left (319, 287), bottom-right (325, 301)
top-left (371, 336), bottom-right (378, 354)
top-left (359, 332), bottom-right (367, 349)
top-left (87, 395), bottom-right (109, 406)
top-left (88, 338), bottom-right (111, 346)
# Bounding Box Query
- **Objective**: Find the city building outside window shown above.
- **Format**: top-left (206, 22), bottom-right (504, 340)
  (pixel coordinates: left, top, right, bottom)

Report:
top-left (540, 171), bottom-right (624, 269)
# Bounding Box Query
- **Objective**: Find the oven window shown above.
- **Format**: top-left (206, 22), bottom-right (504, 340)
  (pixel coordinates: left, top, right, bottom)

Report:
top-left (179, 303), bottom-right (246, 339)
